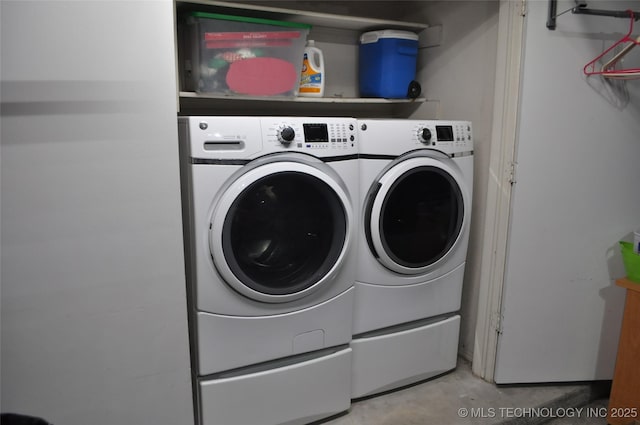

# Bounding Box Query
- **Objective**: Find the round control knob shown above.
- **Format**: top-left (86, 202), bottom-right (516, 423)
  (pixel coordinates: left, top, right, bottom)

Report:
top-left (278, 126), bottom-right (295, 145)
top-left (418, 128), bottom-right (432, 144)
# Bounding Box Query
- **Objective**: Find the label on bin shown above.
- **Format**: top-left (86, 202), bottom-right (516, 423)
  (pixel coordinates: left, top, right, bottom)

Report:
top-left (206, 40), bottom-right (293, 49)
top-left (204, 31), bottom-right (302, 40)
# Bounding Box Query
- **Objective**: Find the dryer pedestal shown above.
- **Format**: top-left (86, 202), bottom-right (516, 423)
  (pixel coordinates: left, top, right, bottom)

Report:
top-left (350, 315), bottom-right (460, 399)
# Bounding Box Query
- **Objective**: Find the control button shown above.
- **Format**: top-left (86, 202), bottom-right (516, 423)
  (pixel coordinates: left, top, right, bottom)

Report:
top-left (277, 126), bottom-right (295, 145)
top-left (349, 124), bottom-right (354, 131)
top-left (199, 122), bottom-right (208, 130)
top-left (350, 135), bottom-right (355, 141)
top-left (418, 128), bottom-right (432, 144)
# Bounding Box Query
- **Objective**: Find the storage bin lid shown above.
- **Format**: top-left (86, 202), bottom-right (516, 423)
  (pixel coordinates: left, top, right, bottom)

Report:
top-left (360, 30), bottom-right (419, 44)
top-left (190, 11), bottom-right (312, 29)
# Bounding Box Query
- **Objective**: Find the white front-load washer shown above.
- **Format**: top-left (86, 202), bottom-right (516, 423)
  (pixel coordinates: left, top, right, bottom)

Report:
top-left (178, 116), bottom-right (359, 425)
top-left (351, 119), bottom-right (473, 398)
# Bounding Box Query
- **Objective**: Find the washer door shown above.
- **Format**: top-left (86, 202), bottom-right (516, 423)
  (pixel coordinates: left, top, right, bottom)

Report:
top-left (365, 154), bottom-right (468, 275)
top-left (210, 160), bottom-right (352, 303)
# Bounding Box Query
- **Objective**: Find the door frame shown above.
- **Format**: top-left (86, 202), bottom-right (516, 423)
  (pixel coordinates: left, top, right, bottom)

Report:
top-left (472, 0), bottom-right (526, 382)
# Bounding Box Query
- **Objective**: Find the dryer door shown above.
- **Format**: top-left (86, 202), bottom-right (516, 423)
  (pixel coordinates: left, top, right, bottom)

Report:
top-left (210, 160), bottom-right (352, 303)
top-left (365, 154), bottom-right (468, 275)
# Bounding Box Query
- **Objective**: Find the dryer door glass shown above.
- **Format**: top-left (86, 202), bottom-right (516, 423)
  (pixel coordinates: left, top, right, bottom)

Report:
top-left (222, 171), bottom-right (347, 296)
top-left (379, 166), bottom-right (463, 268)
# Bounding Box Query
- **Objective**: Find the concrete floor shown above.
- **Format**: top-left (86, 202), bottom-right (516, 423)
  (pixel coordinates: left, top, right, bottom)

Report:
top-left (320, 358), bottom-right (610, 425)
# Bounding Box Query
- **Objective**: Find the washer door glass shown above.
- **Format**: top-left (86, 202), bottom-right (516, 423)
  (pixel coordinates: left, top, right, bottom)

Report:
top-left (382, 166), bottom-right (463, 267)
top-left (366, 158), bottom-right (465, 274)
top-left (222, 170), bottom-right (347, 297)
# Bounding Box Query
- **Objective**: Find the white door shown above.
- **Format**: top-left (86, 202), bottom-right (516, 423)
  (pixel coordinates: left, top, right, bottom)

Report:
top-left (491, 0), bottom-right (640, 383)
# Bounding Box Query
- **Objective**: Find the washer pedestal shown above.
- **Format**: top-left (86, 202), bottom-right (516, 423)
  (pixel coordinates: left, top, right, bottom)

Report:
top-left (199, 347), bottom-right (352, 425)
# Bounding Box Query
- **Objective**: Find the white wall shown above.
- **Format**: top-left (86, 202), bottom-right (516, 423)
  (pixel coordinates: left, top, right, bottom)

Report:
top-left (1, 1), bottom-right (194, 423)
top-left (493, 0), bottom-right (640, 382)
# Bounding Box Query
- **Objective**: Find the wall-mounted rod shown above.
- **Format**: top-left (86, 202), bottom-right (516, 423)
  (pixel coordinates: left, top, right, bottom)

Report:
top-left (547, 0), bottom-right (640, 30)
top-left (573, 8), bottom-right (640, 20)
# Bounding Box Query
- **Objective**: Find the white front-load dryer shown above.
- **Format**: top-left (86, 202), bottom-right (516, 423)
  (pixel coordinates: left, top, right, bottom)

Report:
top-left (179, 116), bottom-right (359, 425)
top-left (351, 119), bottom-right (474, 398)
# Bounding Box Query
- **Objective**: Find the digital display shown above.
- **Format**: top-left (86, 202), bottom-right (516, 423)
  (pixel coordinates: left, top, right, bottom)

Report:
top-left (436, 126), bottom-right (454, 142)
top-left (303, 123), bottom-right (329, 142)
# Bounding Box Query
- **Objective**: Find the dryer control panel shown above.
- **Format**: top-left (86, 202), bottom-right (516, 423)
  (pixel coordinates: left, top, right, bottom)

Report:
top-left (181, 116), bottom-right (358, 160)
top-left (413, 122), bottom-right (473, 150)
top-left (357, 119), bottom-right (473, 158)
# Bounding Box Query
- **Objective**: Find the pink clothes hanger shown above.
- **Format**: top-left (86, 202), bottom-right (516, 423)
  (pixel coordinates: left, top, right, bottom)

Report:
top-left (600, 34), bottom-right (640, 79)
top-left (583, 10), bottom-right (640, 79)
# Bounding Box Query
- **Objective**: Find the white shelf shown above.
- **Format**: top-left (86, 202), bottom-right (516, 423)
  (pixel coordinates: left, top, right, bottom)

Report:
top-left (175, 0), bottom-right (429, 34)
top-left (175, 1), bottom-right (439, 116)
top-left (178, 92), bottom-right (437, 118)
top-left (179, 91), bottom-right (426, 104)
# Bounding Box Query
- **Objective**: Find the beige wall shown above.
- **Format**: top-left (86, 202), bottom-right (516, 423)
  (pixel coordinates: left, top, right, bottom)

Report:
top-left (412, 1), bottom-right (499, 361)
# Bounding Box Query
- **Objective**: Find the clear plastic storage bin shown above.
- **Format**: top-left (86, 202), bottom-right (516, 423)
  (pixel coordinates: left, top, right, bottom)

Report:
top-left (186, 12), bottom-right (311, 96)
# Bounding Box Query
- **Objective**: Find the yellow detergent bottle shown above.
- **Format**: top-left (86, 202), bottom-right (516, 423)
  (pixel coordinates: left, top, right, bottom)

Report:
top-left (299, 40), bottom-right (325, 97)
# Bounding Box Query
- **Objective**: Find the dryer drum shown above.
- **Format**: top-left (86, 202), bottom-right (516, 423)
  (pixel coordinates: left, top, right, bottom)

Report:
top-left (376, 166), bottom-right (464, 269)
top-left (221, 171), bottom-right (347, 297)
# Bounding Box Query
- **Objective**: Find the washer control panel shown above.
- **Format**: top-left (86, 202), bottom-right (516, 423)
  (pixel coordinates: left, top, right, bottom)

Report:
top-left (183, 117), bottom-right (358, 160)
top-left (266, 118), bottom-right (358, 154)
